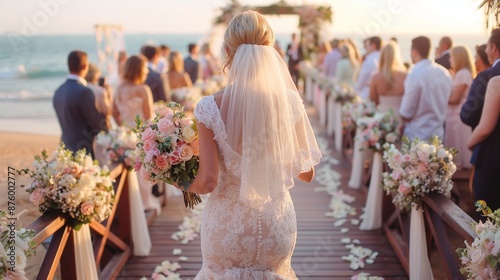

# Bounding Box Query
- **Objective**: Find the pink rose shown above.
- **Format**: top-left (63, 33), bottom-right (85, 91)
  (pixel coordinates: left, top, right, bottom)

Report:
top-left (180, 117), bottom-right (194, 128)
top-left (398, 182), bottom-right (412, 195)
top-left (179, 144), bottom-right (194, 161)
top-left (402, 154), bottom-right (411, 162)
top-left (155, 155), bottom-right (171, 170)
top-left (391, 171), bottom-right (401, 181)
top-left (143, 140), bottom-right (157, 152)
top-left (157, 118), bottom-right (176, 136)
top-left (168, 150), bottom-right (183, 165)
top-left (80, 201), bottom-right (94, 215)
top-left (30, 188), bottom-right (44, 206)
top-left (134, 161), bottom-right (142, 171)
top-left (162, 107), bottom-right (174, 119)
top-left (190, 139), bottom-right (200, 156)
top-left (417, 162), bottom-right (428, 174)
top-left (141, 127), bottom-right (156, 142)
top-left (393, 153), bottom-right (402, 166)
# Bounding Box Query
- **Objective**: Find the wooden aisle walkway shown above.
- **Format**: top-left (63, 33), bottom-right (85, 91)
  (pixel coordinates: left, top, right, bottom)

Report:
top-left (117, 111), bottom-right (408, 280)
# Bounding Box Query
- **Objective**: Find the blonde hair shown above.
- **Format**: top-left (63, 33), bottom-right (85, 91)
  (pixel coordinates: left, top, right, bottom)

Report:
top-left (451, 46), bottom-right (477, 78)
top-left (379, 41), bottom-right (404, 89)
top-left (122, 55), bottom-right (147, 84)
top-left (341, 43), bottom-right (359, 69)
top-left (85, 63), bottom-right (101, 84)
top-left (222, 10), bottom-right (275, 72)
top-left (169, 51), bottom-right (184, 73)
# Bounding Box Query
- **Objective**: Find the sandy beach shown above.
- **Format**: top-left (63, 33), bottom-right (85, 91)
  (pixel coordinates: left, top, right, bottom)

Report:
top-left (0, 132), bottom-right (59, 279)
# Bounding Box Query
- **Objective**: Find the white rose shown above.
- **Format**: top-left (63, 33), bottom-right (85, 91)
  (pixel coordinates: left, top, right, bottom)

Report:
top-left (437, 148), bottom-right (447, 159)
top-left (385, 132), bottom-right (398, 143)
top-left (15, 247), bottom-right (27, 270)
top-left (470, 248), bottom-right (485, 264)
top-left (181, 127), bottom-right (196, 143)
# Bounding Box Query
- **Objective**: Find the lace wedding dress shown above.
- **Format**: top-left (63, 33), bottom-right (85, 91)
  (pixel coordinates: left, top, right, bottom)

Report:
top-left (194, 94), bottom-right (319, 279)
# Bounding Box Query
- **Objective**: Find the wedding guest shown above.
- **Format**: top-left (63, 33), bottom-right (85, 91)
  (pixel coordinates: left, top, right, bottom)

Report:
top-left (199, 43), bottom-right (220, 80)
top-left (157, 44), bottom-right (171, 74)
top-left (113, 54), bottom-right (161, 213)
top-left (316, 41), bottom-right (331, 70)
top-left (334, 43), bottom-right (359, 86)
top-left (400, 36), bottom-right (452, 141)
top-left (435, 36), bottom-right (453, 70)
top-left (369, 41), bottom-right (406, 109)
top-left (141, 45), bottom-right (169, 102)
top-left (274, 40), bottom-right (286, 58)
top-left (475, 44), bottom-right (491, 73)
top-left (168, 51), bottom-right (193, 90)
top-left (118, 50), bottom-right (127, 78)
top-left (346, 38), bottom-right (362, 64)
top-left (467, 75), bottom-right (500, 213)
top-left (53, 50), bottom-right (107, 158)
top-left (286, 33), bottom-right (303, 86)
top-left (445, 46), bottom-right (475, 170)
top-left (184, 43), bottom-right (200, 83)
top-left (355, 36), bottom-right (382, 100)
top-left (84, 63), bottom-right (112, 128)
top-left (322, 39), bottom-right (342, 78)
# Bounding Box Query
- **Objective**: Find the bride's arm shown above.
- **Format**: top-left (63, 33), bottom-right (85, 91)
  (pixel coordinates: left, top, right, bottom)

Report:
top-left (297, 167), bottom-right (315, 182)
top-left (187, 123), bottom-right (219, 194)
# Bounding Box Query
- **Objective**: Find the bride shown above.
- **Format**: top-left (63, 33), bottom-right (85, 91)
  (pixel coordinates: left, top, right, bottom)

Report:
top-left (184, 10), bottom-right (321, 279)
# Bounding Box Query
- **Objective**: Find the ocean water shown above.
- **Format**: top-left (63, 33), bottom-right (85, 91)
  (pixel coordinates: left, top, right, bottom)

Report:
top-left (0, 32), bottom-right (489, 123)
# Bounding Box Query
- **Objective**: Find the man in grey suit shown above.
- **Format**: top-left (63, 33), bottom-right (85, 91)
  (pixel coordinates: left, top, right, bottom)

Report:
top-left (53, 50), bottom-right (107, 158)
top-left (142, 45), bottom-right (169, 102)
top-left (184, 43), bottom-right (200, 84)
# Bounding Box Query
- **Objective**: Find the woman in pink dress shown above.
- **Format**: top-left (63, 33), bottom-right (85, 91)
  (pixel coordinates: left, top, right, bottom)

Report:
top-left (445, 46), bottom-right (476, 170)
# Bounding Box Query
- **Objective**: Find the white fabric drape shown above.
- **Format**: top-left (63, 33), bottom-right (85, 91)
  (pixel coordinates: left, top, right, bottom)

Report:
top-left (74, 224), bottom-right (98, 280)
top-left (326, 94), bottom-right (335, 136)
top-left (318, 89), bottom-right (327, 127)
top-left (333, 102), bottom-right (343, 151)
top-left (306, 75), bottom-right (313, 103)
top-left (409, 207), bottom-right (434, 280)
top-left (348, 130), bottom-right (365, 189)
top-left (127, 170), bottom-right (152, 256)
top-left (360, 152), bottom-right (383, 230)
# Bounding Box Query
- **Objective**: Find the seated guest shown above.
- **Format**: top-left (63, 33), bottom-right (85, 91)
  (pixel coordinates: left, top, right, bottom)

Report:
top-left (168, 51), bottom-right (193, 90)
top-left (475, 44), bottom-right (491, 73)
top-left (400, 36), bottom-right (452, 141)
top-left (85, 63), bottom-right (112, 128)
top-left (334, 43), bottom-right (359, 87)
top-left (435, 36), bottom-right (453, 70)
top-left (369, 41), bottom-right (407, 115)
top-left (53, 50), bottom-right (106, 158)
top-left (141, 45), bottom-right (169, 102)
top-left (445, 46), bottom-right (475, 170)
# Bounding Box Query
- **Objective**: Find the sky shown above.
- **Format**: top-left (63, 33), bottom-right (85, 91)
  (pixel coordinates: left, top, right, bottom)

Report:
top-left (0, 0), bottom-right (490, 37)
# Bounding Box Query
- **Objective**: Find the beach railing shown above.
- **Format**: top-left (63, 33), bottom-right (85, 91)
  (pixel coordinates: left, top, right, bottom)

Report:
top-left (27, 163), bottom-right (132, 280)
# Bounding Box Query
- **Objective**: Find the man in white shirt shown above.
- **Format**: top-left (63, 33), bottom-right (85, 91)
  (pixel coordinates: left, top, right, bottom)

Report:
top-left (355, 36), bottom-right (381, 99)
top-left (400, 36), bottom-right (452, 141)
top-left (322, 39), bottom-right (342, 78)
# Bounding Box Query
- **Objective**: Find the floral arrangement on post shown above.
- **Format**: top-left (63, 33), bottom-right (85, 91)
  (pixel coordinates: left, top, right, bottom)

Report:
top-left (133, 102), bottom-right (202, 209)
top-left (341, 98), bottom-right (377, 132)
top-left (381, 136), bottom-right (457, 212)
top-left (171, 87), bottom-right (203, 112)
top-left (333, 83), bottom-right (357, 103)
top-left (457, 200), bottom-right (500, 280)
top-left (17, 144), bottom-right (115, 230)
top-left (0, 210), bottom-right (37, 280)
top-left (356, 109), bottom-right (400, 152)
top-left (96, 126), bottom-right (139, 170)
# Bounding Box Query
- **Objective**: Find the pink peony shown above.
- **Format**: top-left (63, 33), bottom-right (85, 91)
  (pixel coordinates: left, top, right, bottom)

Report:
top-left (30, 188), bottom-right (45, 206)
top-left (398, 182), bottom-right (412, 195)
top-left (80, 201), bottom-right (95, 215)
top-left (134, 161), bottom-right (142, 171)
top-left (190, 139), bottom-right (200, 156)
top-left (168, 150), bottom-right (183, 165)
top-left (155, 155), bottom-right (171, 170)
top-left (143, 140), bottom-right (157, 152)
top-left (179, 144), bottom-right (194, 161)
top-left (141, 127), bottom-right (156, 142)
top-left (157, 118), bottom-right (176, 136)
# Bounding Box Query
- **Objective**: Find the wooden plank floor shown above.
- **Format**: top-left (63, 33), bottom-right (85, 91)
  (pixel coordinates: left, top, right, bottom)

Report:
top-left (117, 109), bottom-right (408, 280)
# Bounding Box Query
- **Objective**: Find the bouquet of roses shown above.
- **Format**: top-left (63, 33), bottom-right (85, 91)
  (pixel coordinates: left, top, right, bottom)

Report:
top-left (133, 102), bottom-right (202, 209)
top-left (0, 210), bottom-right (37, 280)
top-left (356, 109), bottom-right (399, 152)
top-left (382, 136), bottom-right (457, 211)
top-left (457, 200), bottom-right (500, 280)
top-left (341, 98), bottom-right (377, 132)
top-left (18, 144), bottom-right (115, 230)
top-left (96, 126), bottom-right (139, 169)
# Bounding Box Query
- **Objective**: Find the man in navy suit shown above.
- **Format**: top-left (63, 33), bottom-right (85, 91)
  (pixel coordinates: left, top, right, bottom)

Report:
top-left (53, 50), bottom-right (107, 158)
top-left (184, 43), bottom-right (200, 84)
top-left (461, 28), bottom-right (500, 213)
top-left (142, 45), bottom-right (169, 102)
top-left (434, 36), bottom-right (452, 70)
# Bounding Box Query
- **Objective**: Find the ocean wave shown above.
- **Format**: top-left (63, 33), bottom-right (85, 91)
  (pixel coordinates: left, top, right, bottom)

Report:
top-left (0, 65), bottom-right (66, 80)
top-left (0, 90), bottom-right (53, 101)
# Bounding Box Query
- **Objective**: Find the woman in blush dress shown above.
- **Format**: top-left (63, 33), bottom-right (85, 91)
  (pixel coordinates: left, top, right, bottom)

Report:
top-left (334, 43), bottom-right (359, 86)
top-left (113, 54), bottom-right (161, 214)
top-left (187, 10), bottom-right (321, 279)
top-left (369, 41), bottom-right (407, 114)
top-left (167, 51), bottom-right (193, 90)
top-left (445, 46), bottom-right (476, 170)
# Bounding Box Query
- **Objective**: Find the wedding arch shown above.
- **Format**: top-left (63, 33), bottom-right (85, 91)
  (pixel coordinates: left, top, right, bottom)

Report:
top-left (213, 0), bottom-right (333, 59)
top-left (94, 24), bottom-right (125, 87)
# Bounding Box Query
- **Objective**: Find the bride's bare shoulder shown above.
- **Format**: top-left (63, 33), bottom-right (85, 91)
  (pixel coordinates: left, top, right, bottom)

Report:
top-left (212, 89), bottom-right (224, 107)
